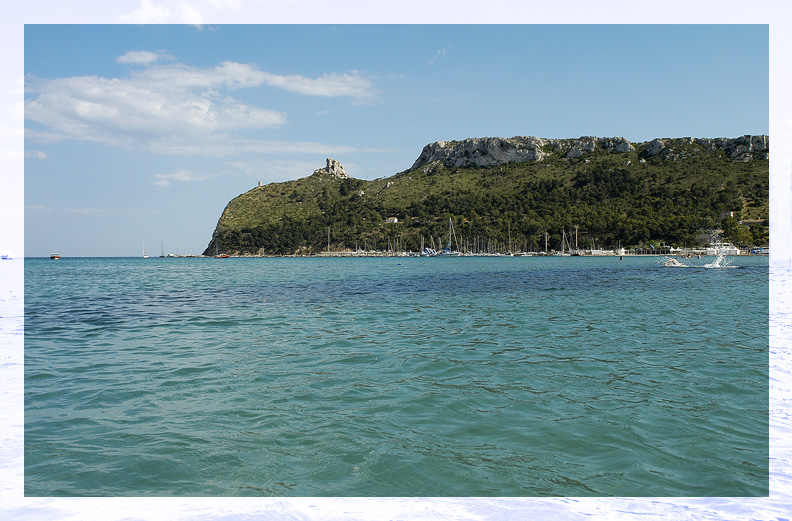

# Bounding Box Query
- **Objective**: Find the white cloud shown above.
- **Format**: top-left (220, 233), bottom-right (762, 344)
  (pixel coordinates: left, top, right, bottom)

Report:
top-left (25, 150), bottom-right (47, 159)
top-left (24, 59), bottom-right (378, 153)
top-left (25, 66), bottom-right (287, 148)
top-left (117, 50), bottom-right (174, 65)
top-left (259, 70), bottom-right (378, 99)
top-left (153, 169), bottom-right (211, 187)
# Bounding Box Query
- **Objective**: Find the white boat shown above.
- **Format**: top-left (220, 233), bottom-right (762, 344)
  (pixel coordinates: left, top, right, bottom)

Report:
top-left (706, 242), bottom-right (741, 256)
top-left (420, 236), bottom-right (436, 257)
top-left (142, 241), bottom-right (149, 258)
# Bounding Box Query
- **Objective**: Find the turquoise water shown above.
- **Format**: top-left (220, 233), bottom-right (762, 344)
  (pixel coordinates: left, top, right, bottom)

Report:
top-left (24, 256), bottom-right (768, 497)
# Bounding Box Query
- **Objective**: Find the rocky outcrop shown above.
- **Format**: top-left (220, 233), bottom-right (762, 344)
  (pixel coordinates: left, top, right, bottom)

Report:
top-left (313, 158), bottom-right (349, 179)
top-left (409, 136), bottom-right (638, 171)
top-left (601, 137), bottom-right (635, 153)
top-left (564, 138), bottom-right (596, 159)
top-left (698, 135), bottom-right (769, 162)
top-left (409, 135), bottom-right (767, 171)
top-left (643, 139), bottom-right (666, 157)
top-left (564, 137), bottom-right (635, 159)
top-left (409, 136), bottom-right (554, 171)
top-left (641, 135), bottom-right (769, 162)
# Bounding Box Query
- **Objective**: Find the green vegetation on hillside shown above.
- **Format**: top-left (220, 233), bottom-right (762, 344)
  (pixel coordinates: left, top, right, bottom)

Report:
top-left (204, 138), bottom-right (768, 256)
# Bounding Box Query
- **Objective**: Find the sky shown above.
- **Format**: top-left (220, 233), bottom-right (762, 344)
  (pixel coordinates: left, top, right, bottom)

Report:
top-left (21, 23), bottom-right (772, 257)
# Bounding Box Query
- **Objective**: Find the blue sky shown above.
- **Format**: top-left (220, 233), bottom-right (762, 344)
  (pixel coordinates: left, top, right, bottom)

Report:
top-left (23, 24), bottom-right (769, 257)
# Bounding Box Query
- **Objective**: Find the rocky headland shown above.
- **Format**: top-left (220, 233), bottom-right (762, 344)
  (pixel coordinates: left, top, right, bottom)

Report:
top-left (204, 134), bottom-right (769, 256)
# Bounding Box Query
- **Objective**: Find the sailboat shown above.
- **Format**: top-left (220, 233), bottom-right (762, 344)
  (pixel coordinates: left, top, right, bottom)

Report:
top-left (142, 241), bottom-right (149, 258)
top-left (159, 239), bottom-right (165, 258)
top-left (439, 218), bottom-right (460, 255)
top-left (555, 229), bottom-right (572, 256)
top-left (421, 235), bottom-right (436, 256)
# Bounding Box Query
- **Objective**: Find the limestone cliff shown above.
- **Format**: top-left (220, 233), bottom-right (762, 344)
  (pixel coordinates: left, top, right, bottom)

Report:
top-left (409, 135), bottom-right (768, 171)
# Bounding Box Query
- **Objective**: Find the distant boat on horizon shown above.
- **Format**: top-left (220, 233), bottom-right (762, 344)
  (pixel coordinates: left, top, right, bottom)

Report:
top-left (143, 241), bottom-right (149, 259)
top-left (50, 253), bottom-right (60, 260)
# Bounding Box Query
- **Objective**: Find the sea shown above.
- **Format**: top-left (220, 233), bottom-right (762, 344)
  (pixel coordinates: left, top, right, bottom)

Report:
top-left (7, 254), bottom-right (792, 519)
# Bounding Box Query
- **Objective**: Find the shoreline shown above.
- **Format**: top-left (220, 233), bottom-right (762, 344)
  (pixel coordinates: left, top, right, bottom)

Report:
top-left (25, 252), bottom-right (769, 260)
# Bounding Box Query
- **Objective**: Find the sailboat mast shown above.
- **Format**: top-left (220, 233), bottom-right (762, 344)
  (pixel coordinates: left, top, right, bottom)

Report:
top-left (562, 228), bottom-right (570, 254)
top-left (574, 225), bottom-right (578, 254)
top-left (450, 218), bottom-right (461, 252)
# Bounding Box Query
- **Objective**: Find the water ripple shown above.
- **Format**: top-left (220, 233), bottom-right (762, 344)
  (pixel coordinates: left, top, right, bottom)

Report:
top-left (24, 256), bottom-right (769, 498)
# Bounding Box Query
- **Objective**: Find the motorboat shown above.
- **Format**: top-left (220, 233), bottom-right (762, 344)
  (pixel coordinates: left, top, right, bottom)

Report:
top-left (705, 242), bottom-right (741, 256)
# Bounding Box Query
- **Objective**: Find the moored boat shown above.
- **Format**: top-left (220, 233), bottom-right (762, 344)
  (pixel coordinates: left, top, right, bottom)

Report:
top-left (214, 244), bottom-right (230, 258)
top-left (706, 242), bottom-right (741, 256)
top-left (438, 217), bottom-right (461, 255)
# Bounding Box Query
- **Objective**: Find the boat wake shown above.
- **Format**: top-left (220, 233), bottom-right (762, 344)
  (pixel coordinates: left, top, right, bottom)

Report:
top-left (704, 252), bottom-right (737, 269)
top-left (662, 253), bottom-right (738, 269)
